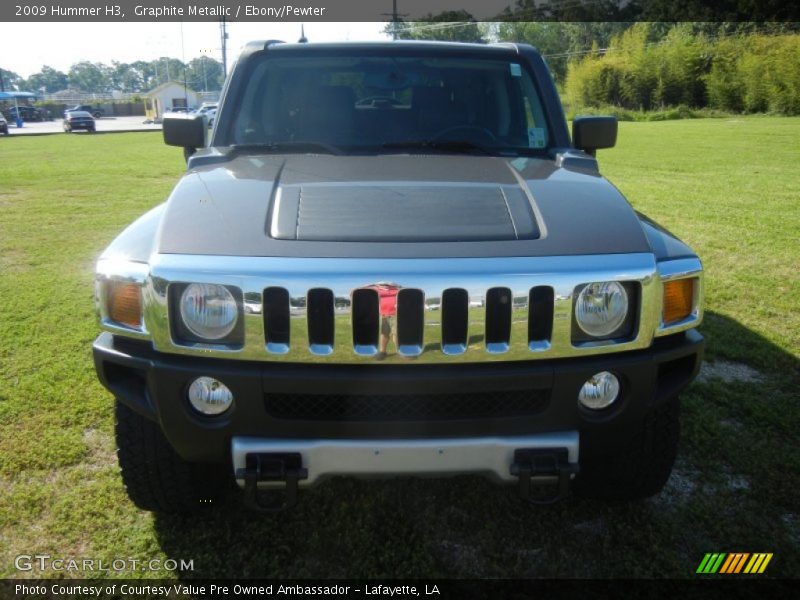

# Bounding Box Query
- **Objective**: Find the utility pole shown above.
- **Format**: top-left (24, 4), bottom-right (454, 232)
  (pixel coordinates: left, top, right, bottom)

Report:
top-left (382, 0), bottom-right (407, 40)
top-left (0, 68), bottom-right (5, 92)
top-left (220, 18), bottom-right (228, 81)
top-left (200, 48), bottom-right (214, 92)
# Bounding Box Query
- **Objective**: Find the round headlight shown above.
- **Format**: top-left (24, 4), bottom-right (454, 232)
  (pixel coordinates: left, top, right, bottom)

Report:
top-left (575, 281), bottom-right (628, 337)
top-left (180, 283), bottom-right (238, 340)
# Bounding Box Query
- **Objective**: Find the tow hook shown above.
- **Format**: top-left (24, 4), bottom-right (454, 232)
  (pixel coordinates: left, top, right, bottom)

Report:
top-left (510, 448), bottom-right (579, 505)
top-left (235, 453), bottom-right (308, 512)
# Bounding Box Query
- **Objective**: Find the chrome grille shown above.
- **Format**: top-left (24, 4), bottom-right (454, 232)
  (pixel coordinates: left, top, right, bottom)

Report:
top-left (143, 254), bottom-right (662, 363)
top-left (263, 284), bottom-right (553, 358)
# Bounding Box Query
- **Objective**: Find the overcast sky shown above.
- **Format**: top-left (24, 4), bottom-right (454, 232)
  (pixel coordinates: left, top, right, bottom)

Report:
top-left (0, 22), bottom-right (389, 78)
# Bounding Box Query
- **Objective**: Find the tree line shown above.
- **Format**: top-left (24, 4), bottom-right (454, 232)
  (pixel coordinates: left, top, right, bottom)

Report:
top-left (0, 56), bottom-right (224, 95)
top-left (388, 18), bottom-right (800, 115)
top-left (563, 24), bottom-right (800, 115)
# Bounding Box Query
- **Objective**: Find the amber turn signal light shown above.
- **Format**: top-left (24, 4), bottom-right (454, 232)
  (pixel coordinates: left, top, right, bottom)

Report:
top-left (107, 282), bottom-right (142, 328)
top-left (663, 278), bottom-right (695, 325)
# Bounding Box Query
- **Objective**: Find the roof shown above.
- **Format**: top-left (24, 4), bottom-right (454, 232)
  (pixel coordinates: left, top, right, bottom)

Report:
top-left (144, 81), bottom-right (197, 97)
top-left (0, 91), bottom-right (38, 100)
top-left (243, 39), bottom-right (526, 56)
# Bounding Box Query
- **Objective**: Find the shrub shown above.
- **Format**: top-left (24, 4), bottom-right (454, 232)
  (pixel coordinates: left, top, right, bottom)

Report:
top-left (566, 28), bottom-right (800, 116)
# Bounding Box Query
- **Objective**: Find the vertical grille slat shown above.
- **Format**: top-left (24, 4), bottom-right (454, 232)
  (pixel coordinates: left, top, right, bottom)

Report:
top-left (441, 288), bottom-right (469, 354)
top-left (263, 287), bottom-right (290, 353)
top-left (485, 287), bottom-right (512, 353)
top-left (528, 286), bottom-right (554, 350)
top-left (352, 288), bottom-right (380, 355)
top-left (397, 288), bottom-right (424, 356)
top-left (307, 288), bottom-right (334, 355)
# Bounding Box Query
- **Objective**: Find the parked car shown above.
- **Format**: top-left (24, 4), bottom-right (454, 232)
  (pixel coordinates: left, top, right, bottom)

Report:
top-left (0, 113), bottom-right (8, 135)
top-left (93, 40), bottom-right (705, 513)
top-left (65, 104), bottom-right (104, 119)
top-left (5, 105), bottom-right (48, 122)
top-left (194, 103), bottom-right (218, 127)
top-left (63, 111), bottom-right (95, 133)
top-left (166, 106), bottom-right (195, 114)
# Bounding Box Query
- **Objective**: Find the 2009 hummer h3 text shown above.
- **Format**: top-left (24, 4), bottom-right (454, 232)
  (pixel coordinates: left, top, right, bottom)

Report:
top-left (93, 40), bottom-right (704, 512)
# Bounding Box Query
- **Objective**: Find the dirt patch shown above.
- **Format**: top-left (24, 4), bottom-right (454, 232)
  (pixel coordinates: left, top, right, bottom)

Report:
top-left (573, 519), bottom-right (607, 536)
top-left (697, 360), bottom-right (765, 384)
top-left (651, 459), bottom-right (700, 510)
top-left (782, 514), bottom-right (799, 545)
top-left (82, 427), bottom-right (117, 471)
top-left (723, 474), bottom-right (751, 491)
top-left (0, 248), bottom-right (32, 274)
top-left (434, 540), bottom-right (486, 576)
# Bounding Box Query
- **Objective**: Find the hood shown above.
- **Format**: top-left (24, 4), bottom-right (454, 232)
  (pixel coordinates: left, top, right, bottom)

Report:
top-left (155, 153), bottom-right (650, 258)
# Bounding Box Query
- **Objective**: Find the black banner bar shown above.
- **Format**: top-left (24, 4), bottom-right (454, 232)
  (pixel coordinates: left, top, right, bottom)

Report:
top-left (2, 1), bottom-right (799, 22)
top-left (1, 578), bottom-right (797, 600)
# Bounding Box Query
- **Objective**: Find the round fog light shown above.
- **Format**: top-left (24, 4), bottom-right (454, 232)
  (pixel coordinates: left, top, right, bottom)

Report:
top-left (578, 371), bottom-right (620, 410)
top-left (188, 377), bottom-right (233, 415)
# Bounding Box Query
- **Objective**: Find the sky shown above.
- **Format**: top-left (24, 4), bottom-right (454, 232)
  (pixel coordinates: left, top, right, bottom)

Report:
top-left (0, 22), bottom-right (389, 78)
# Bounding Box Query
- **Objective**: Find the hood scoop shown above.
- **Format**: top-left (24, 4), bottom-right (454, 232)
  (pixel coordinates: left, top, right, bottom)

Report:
top-left (269, 184), bottom-right (539, 242)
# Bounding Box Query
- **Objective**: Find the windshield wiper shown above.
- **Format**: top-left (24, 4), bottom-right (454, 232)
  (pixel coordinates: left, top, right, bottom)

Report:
top-left (381, 139), bottom-right (494, 155)
top-left (230, 141), bottom-right (342, 155)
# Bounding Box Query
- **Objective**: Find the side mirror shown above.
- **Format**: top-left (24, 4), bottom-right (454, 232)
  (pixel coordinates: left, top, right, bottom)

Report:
top-left (572, 116), bottom-right (617, 156)
top-left (163, 113), bottom-right (206, 158)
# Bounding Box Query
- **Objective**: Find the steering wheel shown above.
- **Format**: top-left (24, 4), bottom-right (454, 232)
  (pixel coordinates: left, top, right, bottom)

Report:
top-left (430, 125), bottom-right (497, 142)
top-left (355, 96), bottom-right (403, 108)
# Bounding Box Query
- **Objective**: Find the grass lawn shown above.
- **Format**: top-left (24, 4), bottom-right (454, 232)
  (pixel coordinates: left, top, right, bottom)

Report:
top-left (0, 119), bottom-right (798, 579)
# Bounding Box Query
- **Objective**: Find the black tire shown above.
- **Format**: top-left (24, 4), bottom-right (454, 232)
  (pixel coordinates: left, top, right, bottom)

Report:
top-left (115, 400), bottom-right (229, 513)
top-left (573, 397), bottom-right (680, 500)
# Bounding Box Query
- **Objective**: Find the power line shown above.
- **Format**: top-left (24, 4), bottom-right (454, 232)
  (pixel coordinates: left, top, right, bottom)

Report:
top-left (540, 25), bottom-right (782, 60)
top-left (381, 0), bottom-right (408, 40)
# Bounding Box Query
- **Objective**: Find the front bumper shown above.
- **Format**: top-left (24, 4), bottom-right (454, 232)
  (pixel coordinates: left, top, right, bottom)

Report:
top-left (232, 432), bottom-right (579, 487)
top-left (93, 328), bottom-right (704, 466)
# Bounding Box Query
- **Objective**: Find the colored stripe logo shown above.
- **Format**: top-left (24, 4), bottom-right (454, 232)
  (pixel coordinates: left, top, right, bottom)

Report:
top-left (696, 553), bottom-right (773, 574)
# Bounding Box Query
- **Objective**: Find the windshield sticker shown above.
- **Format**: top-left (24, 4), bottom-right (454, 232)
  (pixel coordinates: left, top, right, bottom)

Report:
top-left (510, 63), bottom-right (522, 77)
top-left (528, 127), bottom-right (546, 148)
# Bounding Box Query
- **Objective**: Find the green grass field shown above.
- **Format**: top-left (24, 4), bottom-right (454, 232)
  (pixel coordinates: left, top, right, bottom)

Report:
top-left (1, 119), bottom-right (798, 579)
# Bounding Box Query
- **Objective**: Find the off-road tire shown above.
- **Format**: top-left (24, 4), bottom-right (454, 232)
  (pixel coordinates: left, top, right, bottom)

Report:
top-left (573, 397), bottom-right (680, 500)
top-left (115, 400), bottom-right (229, 512)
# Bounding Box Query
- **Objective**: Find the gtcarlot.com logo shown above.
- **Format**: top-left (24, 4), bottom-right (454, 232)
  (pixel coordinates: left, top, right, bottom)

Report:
top-left (14, 554), bottom-right (194, 573)
top-left (696, 553), bottom-right (773, 574)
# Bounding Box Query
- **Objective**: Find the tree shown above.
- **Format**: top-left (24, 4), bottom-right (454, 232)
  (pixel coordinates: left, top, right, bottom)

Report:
top-left (130, 61), bottom-right (158, 90)
top-left (109, 61), bottom-right (144, 93)
top-left (493, 22), bottom-right (630, 82)
top-left (25, 65), bottom-right (69, 93)
top-left (388, 11), bottom-right (485, 44)
top-left (151, 57), bottom-right (188, 87)
top-left (68, 61), bottom-right (111, 92)
top-left (0, 67), bottom-right (24, 91)
top-left (185, 56), bottom-right (224, 91)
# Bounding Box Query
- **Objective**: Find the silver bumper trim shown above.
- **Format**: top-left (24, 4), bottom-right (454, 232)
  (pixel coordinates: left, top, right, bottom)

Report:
top-left (232, 432), bottom-right (579, 487)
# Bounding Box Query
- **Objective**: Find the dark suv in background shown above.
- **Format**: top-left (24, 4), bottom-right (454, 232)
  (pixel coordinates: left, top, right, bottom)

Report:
top-left (4, 105), bottom-right (49, 122)
top-left (65, 104), bottom-right (104, 118)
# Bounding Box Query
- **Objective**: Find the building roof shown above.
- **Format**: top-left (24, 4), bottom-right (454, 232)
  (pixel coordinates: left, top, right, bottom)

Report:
top-left (144, 81), bottom-right (196, 97)
top-left (0, 91), bottom-right (38, 100)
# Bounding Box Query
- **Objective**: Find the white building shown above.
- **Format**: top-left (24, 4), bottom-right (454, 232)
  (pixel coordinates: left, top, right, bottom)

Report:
top-left (143, 81), bottom-right (199, 123)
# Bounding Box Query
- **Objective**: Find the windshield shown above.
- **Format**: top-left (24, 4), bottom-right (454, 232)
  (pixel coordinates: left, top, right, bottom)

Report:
top-left (227, 52), bottom-right (551, 155)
